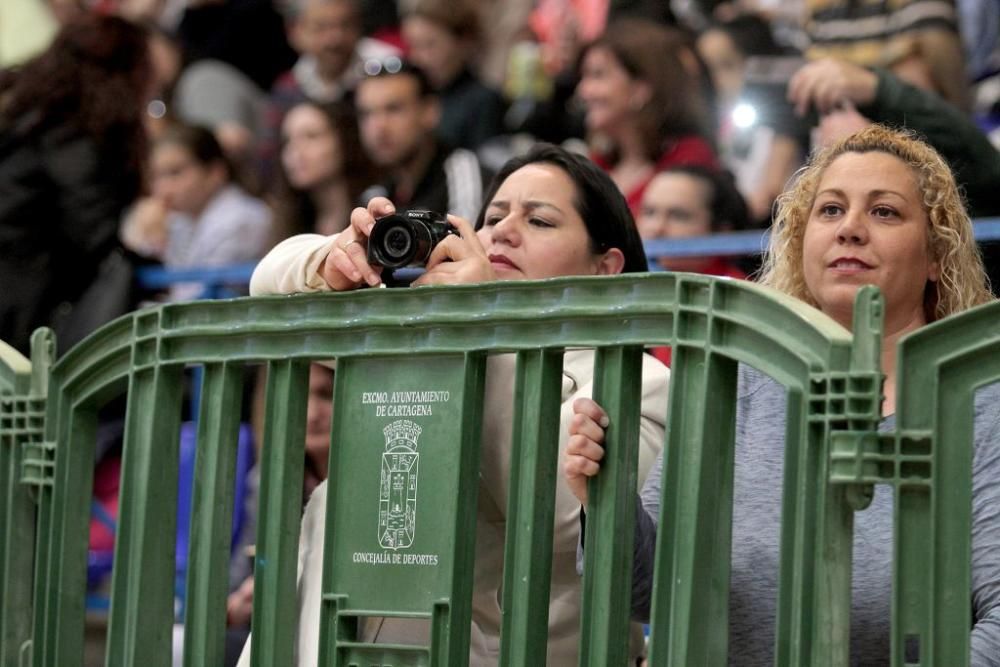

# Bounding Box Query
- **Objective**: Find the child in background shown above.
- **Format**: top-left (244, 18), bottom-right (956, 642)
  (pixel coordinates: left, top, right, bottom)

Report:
top-left (121, 124), bottom-right (272, 300)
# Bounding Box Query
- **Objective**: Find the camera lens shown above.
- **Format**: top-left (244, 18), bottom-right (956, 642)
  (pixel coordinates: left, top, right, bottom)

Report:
top-left (383, 225), bottom-right (413, 260)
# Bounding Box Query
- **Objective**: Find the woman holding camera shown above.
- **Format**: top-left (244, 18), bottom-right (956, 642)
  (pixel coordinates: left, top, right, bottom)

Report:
top-left (242, 144), bottom-right (670, 665)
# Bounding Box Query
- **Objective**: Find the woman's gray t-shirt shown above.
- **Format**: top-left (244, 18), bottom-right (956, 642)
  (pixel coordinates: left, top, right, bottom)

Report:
top-left (628, 366), bottom-right (1000, 666)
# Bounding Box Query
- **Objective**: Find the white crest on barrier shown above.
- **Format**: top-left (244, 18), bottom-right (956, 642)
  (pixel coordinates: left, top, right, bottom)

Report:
top-left (378, 419), bottom-right (421, 550)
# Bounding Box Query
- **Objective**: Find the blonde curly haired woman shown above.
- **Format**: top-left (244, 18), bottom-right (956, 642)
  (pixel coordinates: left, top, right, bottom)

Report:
top-left (565, 125), bottom-right (1000, 665)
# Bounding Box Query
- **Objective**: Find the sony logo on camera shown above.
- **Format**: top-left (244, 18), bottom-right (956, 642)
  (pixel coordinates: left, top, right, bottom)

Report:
top-left (367, 210), bottom-right (460, 269)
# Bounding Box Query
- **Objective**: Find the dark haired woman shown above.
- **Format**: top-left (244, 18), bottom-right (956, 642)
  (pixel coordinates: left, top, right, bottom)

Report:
top-left (273, 100), bottom-right (375, 241)
top-left (576, 18), bottom-right (720, 216)
top-left (0, 13), bottom-right (150, 353)
top-left (240, 144), bottom-right (669, 665)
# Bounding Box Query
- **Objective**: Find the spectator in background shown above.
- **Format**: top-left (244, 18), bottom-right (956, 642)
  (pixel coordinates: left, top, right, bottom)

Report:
top-left (273, 100), bottom-right (376, 239)
top-left (176, 0), bottom-right (296, 93)
top-left (120, 124), bottom-right (272, 301)
top-left (355, 59), bottom-right (488, 224)
top-left (637, 164), bottom-right (749, 365)
top-left (697, 14), bottom-right (805, 223)
top-left (173, 58), bottom-right (267, 174)
top-left (225, 362), bottom-right (335, 636)
top-left (577, 19), bottom-right (719, 215)
top-left (259, 0), bottom-right (398, 185)
top-left (400, 0), bottom-right (507, 150)
top-left (802, 0), bottom-right (970, 112)
top-left (638, 164), bottom-right (749, 276)
top-left (787, 58), bottom-right (1000, 218)
top-left (274, 0), bottom-right (398, 105)
top-left (0, 14), bottom-right (150, 354)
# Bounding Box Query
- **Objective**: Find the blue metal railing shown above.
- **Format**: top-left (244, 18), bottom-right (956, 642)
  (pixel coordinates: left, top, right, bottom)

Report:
top-left (134, 218), bottom-right (1000, 292)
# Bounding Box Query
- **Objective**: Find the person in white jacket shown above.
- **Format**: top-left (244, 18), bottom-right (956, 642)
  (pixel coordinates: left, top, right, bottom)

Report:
top-left (240, 143), bottom-right (670, 665)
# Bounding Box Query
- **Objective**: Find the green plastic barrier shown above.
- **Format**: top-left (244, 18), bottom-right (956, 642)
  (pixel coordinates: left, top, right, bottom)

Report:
top-left (830, 297), bottom-right (1000, 665)
top-left (1, 331), bottom-right (54, 667)
top-left (2, 274), bottom-right (989, 666)
top-left (637, 280), bottom-right (883, 667)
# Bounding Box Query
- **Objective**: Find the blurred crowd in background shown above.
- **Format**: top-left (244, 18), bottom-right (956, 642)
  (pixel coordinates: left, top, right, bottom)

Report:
top-left (3, 1), bottom-right (1000, 662)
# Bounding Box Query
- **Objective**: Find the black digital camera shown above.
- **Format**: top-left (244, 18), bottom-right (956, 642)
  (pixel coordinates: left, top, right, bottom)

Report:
top-left (366, 210), bottom-right (459, 269)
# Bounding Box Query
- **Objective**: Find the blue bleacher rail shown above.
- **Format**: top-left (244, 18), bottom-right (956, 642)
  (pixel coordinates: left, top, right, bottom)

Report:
top-left (133, 219), bottom-right (1000, 293)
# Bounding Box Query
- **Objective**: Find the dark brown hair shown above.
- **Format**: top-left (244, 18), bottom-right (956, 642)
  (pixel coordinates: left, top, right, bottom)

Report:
top-left (273, 100), bottom-right (377, 239)
top-left (0, 14), bottom-right (150, 188)
top-left (584, 19), bottom-right (713, 163)
top-left (402, 0), bottom-right (480, 42)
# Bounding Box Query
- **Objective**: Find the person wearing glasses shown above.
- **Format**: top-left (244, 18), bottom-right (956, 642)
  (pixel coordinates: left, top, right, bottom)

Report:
top-left (354, 58), bottom-right (490, 224)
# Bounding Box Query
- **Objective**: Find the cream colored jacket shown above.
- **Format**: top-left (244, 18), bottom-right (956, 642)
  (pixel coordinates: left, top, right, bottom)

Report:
top-left (238, 234), bottom-right (670, 666)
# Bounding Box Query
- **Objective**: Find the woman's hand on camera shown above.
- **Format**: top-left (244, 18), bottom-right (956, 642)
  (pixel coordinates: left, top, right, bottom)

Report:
top-left (563, 398), bottom-right (610, 508)
top-left (320, 198), bottom-right (393, 290)
top-left (412, 215), bottom-right (497, 286)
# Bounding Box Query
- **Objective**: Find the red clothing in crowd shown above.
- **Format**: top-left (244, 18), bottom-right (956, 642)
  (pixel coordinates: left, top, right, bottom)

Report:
top-left (650, 257), bottom-right (746, 367)
top-left (593, 135), bottom-right (720, 216)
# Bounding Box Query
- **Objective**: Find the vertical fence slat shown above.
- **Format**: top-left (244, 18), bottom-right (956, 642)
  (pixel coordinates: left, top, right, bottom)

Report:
top-left (896, 374), bottom-right (974, 665)
top-left (0, 338), bottom-right (37, 667)
top-left (105, 363), bottom-right (184, 667)
top-left (434, 352), bottom-right (487, 665)
top-left (775, 389), bottom-right (856, 667)
top-left (929, 381), bottom-right (973, 665)
top-left (37, 398), bottom-right (97, 667)
top-left (499, 349), bottom-right (564, 666)
top-left (579, 346), bottom-right (643, 667)
top-left (0, 330), bottom-right (48, 665)
top-left (182, 362), bottom-right (244, 667)
top-left (250, 359), bottom-right (308, 666)
top-left (646, 345), bottom-right (737, 666)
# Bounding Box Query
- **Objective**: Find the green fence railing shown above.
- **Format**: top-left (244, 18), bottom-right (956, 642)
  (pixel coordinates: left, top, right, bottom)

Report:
top-left (1, 273), bottom-right (994, 666)
top-left (1, 331), bottom-right (53, 667)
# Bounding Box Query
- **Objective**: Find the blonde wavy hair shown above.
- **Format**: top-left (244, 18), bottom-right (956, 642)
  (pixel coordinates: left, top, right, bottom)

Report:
top-left (757, 125), bottom-right (993, 322)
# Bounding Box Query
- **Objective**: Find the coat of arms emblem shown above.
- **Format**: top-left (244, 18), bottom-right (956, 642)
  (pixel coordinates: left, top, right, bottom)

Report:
top-left (378, 419), bottom-right (421, 550)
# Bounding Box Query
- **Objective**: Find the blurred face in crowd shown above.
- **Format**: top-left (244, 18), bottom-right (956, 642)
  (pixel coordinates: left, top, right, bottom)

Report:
top-left (281, 103), bottom-right (343, 191)
top-left (576, 46), bottom-right (650, 135)
top-left (638, 171), bottom-right (715, 271)
top-left (304, 364), bottom-right (334, 465)
top-left (802, 151), bottom-right (938, 331)
top-left (696, 28), bottom-right (745, 106)
top-left (293, 0), bottom-right (361, 81)
top-left (150, 142), bottom-right (227, 217)
top-left (356, 74), bottom-right (439, 168)
top-left (477, 164), bottom-right (624, 279)
top-left (402, 16), bottom-right (465, 90)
